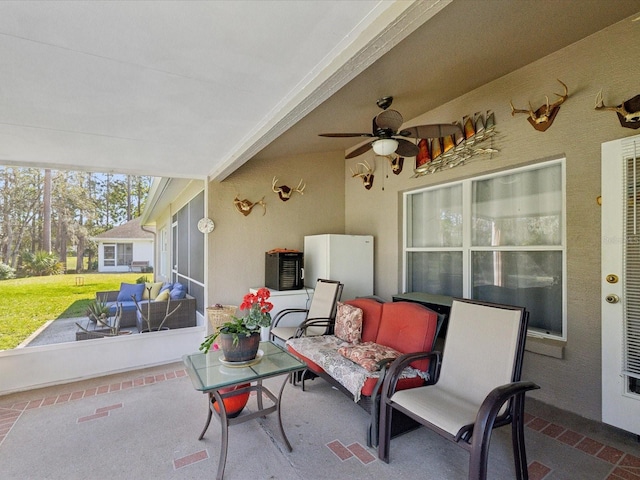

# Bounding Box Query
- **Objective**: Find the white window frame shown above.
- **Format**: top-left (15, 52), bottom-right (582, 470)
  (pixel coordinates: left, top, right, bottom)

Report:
top-left (116, 242), bottom-right (133, 267)
top-left (403, 158), bottom-right (567, 340)
top-left (103, 244), bottom-right (115, 267)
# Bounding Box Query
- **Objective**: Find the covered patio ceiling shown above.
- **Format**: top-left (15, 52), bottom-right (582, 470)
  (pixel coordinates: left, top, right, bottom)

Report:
top-left (0, 1), bottom-right (638, 180)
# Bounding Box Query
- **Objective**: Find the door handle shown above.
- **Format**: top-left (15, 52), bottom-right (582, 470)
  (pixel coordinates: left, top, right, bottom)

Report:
top-left (605, 294), bottom-right (620, 304)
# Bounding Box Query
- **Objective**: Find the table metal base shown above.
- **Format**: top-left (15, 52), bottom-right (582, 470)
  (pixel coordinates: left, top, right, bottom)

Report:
top-left (198, 374), bottom-right (294, 480)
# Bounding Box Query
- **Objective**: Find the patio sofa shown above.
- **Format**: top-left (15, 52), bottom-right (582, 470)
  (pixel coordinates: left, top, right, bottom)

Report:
top-left (95, 281), bottom-right (196, 331)
top-left (286, 297), bottom-right (439, 446)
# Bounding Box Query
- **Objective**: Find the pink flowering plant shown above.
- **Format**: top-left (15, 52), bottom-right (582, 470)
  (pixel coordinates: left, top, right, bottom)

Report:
top-left (200, 288), bottom-right (274, 353)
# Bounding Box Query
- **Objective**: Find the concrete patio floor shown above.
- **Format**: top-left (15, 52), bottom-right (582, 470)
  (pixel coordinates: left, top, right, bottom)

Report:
top-left (1, 361), bottom-right (639, 479)
top-left (18, 317), bottom-right (140, 348)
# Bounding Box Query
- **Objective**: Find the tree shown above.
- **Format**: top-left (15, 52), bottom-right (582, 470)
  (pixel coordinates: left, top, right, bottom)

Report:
top-left (0, 168), bottom-right (43, 268)
top-left (0, 167), bottom-right (151, 274)
top-left (43, 169), bottom-right (52, 253)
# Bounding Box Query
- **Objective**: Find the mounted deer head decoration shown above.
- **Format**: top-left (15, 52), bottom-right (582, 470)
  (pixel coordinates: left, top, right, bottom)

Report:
top-left (233, 196), bottom-right (266, 216)
top-left (272, 177), bottom-right (306, 201)
top-left (380, 155), bottom-right (404, 175)
top-left (595, 90), bottom-right (640, 129)
top-left (350, 159), bottom-right (375, 190)
top-left (510, 79), bottom-right (569, 132)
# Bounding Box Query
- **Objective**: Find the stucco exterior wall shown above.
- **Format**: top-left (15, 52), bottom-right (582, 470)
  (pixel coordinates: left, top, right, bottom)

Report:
top-left (206, 150), bottom-right (345, 307)
top-left (344, 16), bottom-right (640, 421)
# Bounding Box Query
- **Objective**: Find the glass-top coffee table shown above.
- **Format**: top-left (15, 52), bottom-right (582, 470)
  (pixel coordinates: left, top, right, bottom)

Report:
top-left (183, 341), bottom-right (306, 480)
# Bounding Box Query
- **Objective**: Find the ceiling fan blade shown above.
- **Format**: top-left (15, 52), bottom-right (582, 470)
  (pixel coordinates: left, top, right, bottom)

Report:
top-left (345, 142), bottom-right (373, 159)
top-left (319, 133), bottom-right (374, 138)
top-left (394, 138), bottom-right (420, 157)
top-left (375, 109), bottom-right (403, 132)
top-left (399, 123), bottom-right (461, 139)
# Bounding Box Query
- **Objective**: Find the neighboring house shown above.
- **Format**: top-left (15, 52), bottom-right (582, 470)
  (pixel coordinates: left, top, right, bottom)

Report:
top-left (92, 217), bottom-right (155, 273)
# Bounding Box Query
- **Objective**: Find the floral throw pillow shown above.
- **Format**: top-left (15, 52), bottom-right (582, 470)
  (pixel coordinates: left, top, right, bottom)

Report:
top-left (334, 302), bottom-right (363, 344)
top-left (338, 342), bottom-right (401, 372)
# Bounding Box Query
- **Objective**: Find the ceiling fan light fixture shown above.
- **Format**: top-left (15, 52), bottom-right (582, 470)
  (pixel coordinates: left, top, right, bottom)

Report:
top-left (372, 138), bottom-right (398, 156)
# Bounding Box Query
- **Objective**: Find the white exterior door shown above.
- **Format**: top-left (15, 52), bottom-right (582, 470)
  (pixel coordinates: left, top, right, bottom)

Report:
top-left (601, 134), bottom-right (640, 436)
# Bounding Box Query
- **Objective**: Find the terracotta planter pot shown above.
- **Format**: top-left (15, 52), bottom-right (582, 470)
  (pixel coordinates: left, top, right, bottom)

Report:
top-left (212, 383), bottom-right (250, 418)
top-left (219, 331), bottom-right (260, 362)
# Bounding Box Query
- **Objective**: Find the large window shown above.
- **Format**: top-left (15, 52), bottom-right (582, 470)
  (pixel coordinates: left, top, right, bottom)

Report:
top-left (103, 243), bottom-right (133, 267)
top-left (404, 159), bottom-right (565, 339)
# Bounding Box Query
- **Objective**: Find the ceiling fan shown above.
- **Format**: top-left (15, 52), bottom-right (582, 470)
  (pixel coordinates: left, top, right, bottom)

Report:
top-left (319, 96), bottom-right (461, 159)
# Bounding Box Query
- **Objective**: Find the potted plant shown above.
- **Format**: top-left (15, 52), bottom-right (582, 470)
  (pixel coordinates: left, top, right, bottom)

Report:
top-left (200, 287), bottom-right (273, 361)
top-left (76, 299), bottom-right (126, 340)
top-left (86, 295), bottom-right (111, 324)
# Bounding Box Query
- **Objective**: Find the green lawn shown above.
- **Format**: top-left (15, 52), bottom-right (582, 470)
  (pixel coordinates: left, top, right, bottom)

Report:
top-left (0, 273), bottom-right (144, 350)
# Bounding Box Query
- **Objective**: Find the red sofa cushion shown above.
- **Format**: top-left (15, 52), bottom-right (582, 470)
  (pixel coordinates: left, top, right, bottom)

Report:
top-left (375, 302), bottom-right (439, 372)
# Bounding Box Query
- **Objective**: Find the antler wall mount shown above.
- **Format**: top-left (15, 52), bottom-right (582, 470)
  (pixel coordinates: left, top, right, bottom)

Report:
top-left (350, 160), bottom-right (375, 190)
top-left (595, 90), bottom-right (640, 129)
top-left (233, 196), bottom-right (266, 216)
top-left (380, 154), bottom-right (404, 175)
top-left (272, 177), bottom-right (306, 201)
top-left (510, 79), bottom-right (569, 131)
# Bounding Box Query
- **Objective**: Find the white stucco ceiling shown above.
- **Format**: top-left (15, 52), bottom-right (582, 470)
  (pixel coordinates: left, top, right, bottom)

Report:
top-left (1, 1), bottom-right (639, 180)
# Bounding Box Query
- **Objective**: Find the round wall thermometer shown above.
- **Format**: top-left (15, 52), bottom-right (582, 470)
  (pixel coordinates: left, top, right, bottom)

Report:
top-left (197, 217), bottom-right (215, 233)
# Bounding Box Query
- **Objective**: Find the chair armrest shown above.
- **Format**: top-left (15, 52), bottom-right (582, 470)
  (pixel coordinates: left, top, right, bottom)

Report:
top-left (96, 290), bottom-right (118, 302)
top-left (271, 308), bottom-right (309, 328)
top-left (465, 381), bottom-right (540, 446)
top-left (382, 351), bottom-right (442, 399)
top-left (293, 317), bottom-right (334, 337)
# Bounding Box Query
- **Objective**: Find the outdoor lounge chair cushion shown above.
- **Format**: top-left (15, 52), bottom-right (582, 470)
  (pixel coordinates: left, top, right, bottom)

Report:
top-left (170, 285), bottom-right (187, 299)
top-left (142, 282), bottom-right (164, 300)
top-left (334, 302), bottom-right (363, 343)
top-left (155, 289), bottom-right (170, 302)
top-left (107, 301), bottom-right (137, 316)
top-left (116, 283), bottom-right (145, 302)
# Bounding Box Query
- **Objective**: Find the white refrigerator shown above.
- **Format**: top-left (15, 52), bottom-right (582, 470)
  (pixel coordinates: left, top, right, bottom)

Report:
top-left (303, 234), bottom-right (374, 301)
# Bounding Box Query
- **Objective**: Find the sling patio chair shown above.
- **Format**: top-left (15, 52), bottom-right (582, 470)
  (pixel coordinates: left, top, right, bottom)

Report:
top-left (378, 298), bottom-right (540, 480)
top-left (269, 278), bottom-right (343, 343)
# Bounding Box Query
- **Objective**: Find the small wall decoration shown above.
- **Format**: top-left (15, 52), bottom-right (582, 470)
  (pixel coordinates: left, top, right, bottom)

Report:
top-left (271, 177), bottom-right (306, 201)
top-left (197, 217), bottom-right (215, 233)
top-left (350, 159), bottom-right (375, 190)
top-left (413, 111), bottom-right (498, 177)
top-left (595, 90), bottom-right (640, 129)
top-left (380, 154), bottom-right (404, 175)
top-left (233, 196), bottom-right (266, 216)
top-left (510, 79), bottom-right (569, 132)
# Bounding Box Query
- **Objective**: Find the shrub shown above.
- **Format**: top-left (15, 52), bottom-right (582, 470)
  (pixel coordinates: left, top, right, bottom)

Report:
top-left (19, 251), bottom-right (64, 276)
top-left (136, 275), bottom-right (149, 284)
top-left (0, 262), bottom-right (16, 280)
